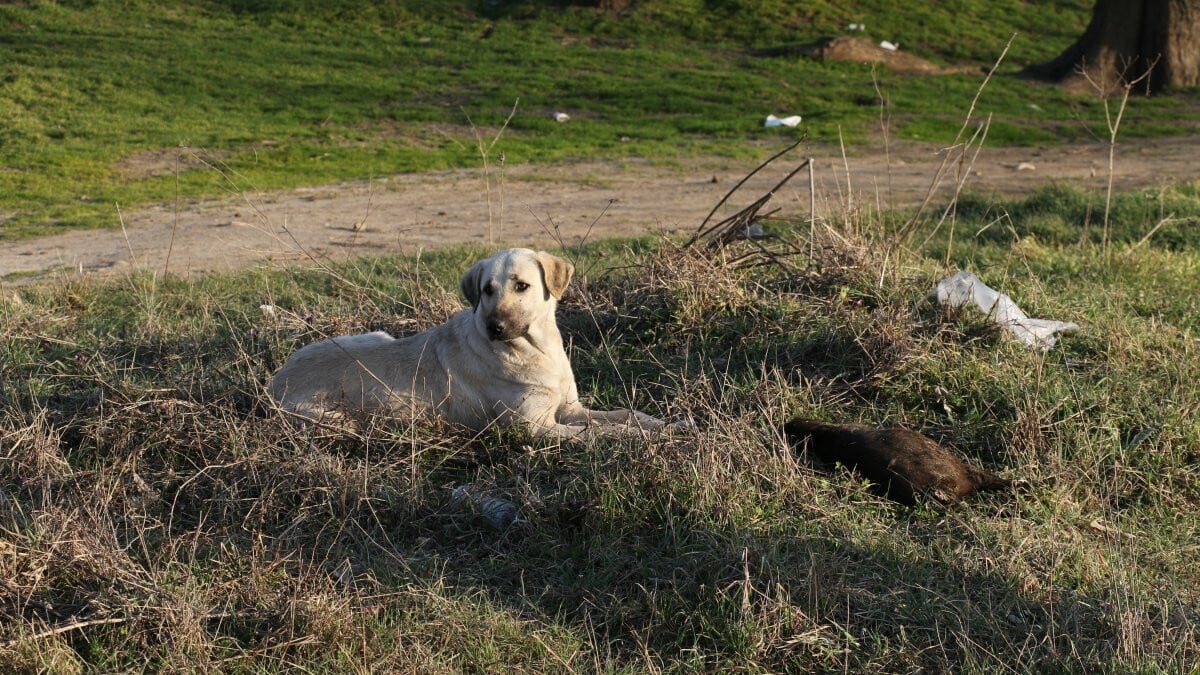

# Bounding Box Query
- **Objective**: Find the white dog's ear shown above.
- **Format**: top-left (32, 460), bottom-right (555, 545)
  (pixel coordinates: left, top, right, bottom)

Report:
top-left (535, 251), bottom-right (574, 299)
top-left (460, 260), bottom-right (483, 309)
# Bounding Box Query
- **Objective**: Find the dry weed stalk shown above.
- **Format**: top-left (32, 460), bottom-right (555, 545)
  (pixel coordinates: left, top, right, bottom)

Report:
top-left (1079, 58), bottom-right (1156, 261)
top-left (900, 34), bottom-right (1014, 249)
top-left (464, 99), bottom-right (519, 244)
top-left (165, 151), bottom-right (182, 277)
top-left (683, 140), bottom-right (812, 269)
top-left (871, 66), bottom-right (894, 207)
top-left (919, 113), bottom-right (993, 264)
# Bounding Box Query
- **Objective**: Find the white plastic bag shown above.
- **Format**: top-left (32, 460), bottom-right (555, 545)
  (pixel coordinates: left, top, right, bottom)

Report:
top-left (764, 114), bottom-right (802, 128)
top-left (933, 271), bottom-right (1079, 351)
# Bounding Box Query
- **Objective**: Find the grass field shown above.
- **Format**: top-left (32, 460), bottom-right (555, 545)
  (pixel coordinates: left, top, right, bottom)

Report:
top-left (2, 168), bottom-right (1199, 670)
top-left (3, 1), bottom-right (1200, 671)
top-left (3, 0), bottom-right (1199, 238)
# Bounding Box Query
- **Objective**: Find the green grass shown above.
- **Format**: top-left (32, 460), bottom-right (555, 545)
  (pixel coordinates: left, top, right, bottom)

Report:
top-left (3, 0), bottom-right (1199, 238)
top-left (4, 3), bottom-right (1200, 667)
top-left (2, 182), bottom-right (1198, 671)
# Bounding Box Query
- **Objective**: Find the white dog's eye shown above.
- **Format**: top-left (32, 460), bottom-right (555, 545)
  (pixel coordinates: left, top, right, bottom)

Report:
top-left (483, 283), bottom-right (496, 296)
top-left (514, 281), bottom-right (530, 292)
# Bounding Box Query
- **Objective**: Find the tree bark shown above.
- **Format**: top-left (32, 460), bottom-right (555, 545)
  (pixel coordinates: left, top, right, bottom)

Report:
top-left (1026, 0), bottom-right (1200, 93)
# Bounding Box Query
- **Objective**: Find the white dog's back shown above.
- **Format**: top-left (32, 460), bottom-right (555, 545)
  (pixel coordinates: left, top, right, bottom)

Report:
top-left (271, 317), bottom-right (470, 422)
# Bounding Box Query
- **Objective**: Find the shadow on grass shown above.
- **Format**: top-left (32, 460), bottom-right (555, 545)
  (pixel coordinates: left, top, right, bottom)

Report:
top-left (385, 476), bottom-right (1120, 672)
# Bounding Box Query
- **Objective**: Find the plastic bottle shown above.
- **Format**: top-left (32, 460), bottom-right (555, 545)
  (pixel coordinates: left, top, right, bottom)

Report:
top-left (451, 485), bottom-right (519, 530)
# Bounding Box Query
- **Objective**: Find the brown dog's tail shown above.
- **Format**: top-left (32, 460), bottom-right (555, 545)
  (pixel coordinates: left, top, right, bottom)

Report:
top-left (964, 464), bottom-right (1014, 492)
top-left (783, 418), bottom-right (851, 444)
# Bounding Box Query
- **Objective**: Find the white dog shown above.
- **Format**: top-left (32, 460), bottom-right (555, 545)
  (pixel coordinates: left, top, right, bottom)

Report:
top-left (269, 248), bottom-right (670, 438)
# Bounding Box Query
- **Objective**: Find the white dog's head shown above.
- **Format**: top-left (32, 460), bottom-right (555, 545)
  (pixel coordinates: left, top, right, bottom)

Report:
top-left (460, 248), bottom-right (574, 342)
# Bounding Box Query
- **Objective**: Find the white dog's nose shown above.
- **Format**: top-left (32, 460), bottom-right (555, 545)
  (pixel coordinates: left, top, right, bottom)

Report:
top-left (486, 319), bottom-right (507, 340)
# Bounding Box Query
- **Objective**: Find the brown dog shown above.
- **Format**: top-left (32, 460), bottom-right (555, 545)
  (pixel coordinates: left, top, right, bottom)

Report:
top-left (783, 418), bottom-right (1013, 505)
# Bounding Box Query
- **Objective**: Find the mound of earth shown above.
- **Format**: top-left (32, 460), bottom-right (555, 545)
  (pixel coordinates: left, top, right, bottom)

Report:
top-left (756, 36), bottom-right (976, 75)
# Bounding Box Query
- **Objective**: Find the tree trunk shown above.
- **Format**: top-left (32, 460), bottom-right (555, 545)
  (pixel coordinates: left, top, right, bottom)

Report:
top-left (1026, 0), bottom-right (1200, 93)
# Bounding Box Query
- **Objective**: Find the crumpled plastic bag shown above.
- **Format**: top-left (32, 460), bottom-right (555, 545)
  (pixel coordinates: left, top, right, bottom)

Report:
top-left (932, 271), bottom-right (1079, 351)
top-left (764, 114), bottom-right (802, 128)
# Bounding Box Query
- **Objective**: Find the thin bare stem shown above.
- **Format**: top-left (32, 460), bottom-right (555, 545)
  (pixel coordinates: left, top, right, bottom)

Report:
top-left (163, 151), bottom-right (181, 278)
top-left (916, 114), bottom-right (992, 258)
top-left (116, 203), bottom-right (136, 262)
top-left (901, 33), bottom-right (1015, 240)
top-left (1130, 215), bottom-right (1177, 250)
top-left (1, 616), bottom-right (131, 648)
top-left (352, 173), bottom-right (376, 235)
top-left (808, 157), bottom-right (816, 266)
top-left (1079, 58), bottom-right (1155, 261)
top-left (837, 125), bottom-right (852, 214)
top-left (465, 99), bottom-right (520, 245)
top-left (871, 66), bottom-right (893, 206)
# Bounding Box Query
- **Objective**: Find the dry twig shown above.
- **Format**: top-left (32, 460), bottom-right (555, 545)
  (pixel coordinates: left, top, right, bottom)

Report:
top-left (683, 142), bottom-right (811, 269)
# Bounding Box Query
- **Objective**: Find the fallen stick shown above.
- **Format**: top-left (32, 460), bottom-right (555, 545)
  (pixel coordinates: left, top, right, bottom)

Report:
top-left (1, 616), bottom-right (130, 649)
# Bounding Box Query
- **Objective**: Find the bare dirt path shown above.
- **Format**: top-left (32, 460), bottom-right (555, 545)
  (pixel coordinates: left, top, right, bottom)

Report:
top-left (3, 137), bottom-right (1197, 286)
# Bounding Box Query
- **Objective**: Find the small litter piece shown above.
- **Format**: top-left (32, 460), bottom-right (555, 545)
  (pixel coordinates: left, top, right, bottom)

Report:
top-left (848, 22), bottom-right (865, 31)
top-left (1087, 518), bottom-right (1136, 541)
top-left (551, 111), bottom-right (571, 123)
top-left (738, 223), bottom-right (768, 240)
top-left (879, 40), bottom-right (899, 51)
top-left (764, 114), bottom-right (802, 128)
top-left (451, 485), bottom-right (520, 530)
top-left (931, 271), bottom-right (1079, 351)
top-left (1015, 162), bottom-right (1037, 171)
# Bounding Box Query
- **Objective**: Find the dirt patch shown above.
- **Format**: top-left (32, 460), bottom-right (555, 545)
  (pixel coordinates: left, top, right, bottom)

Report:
top-left (116, 144), bottom-right (280, 180)
top-left (3, 137), bottom-right (1198, 285)
top-left (117, 148), bottom-right (218, 180)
